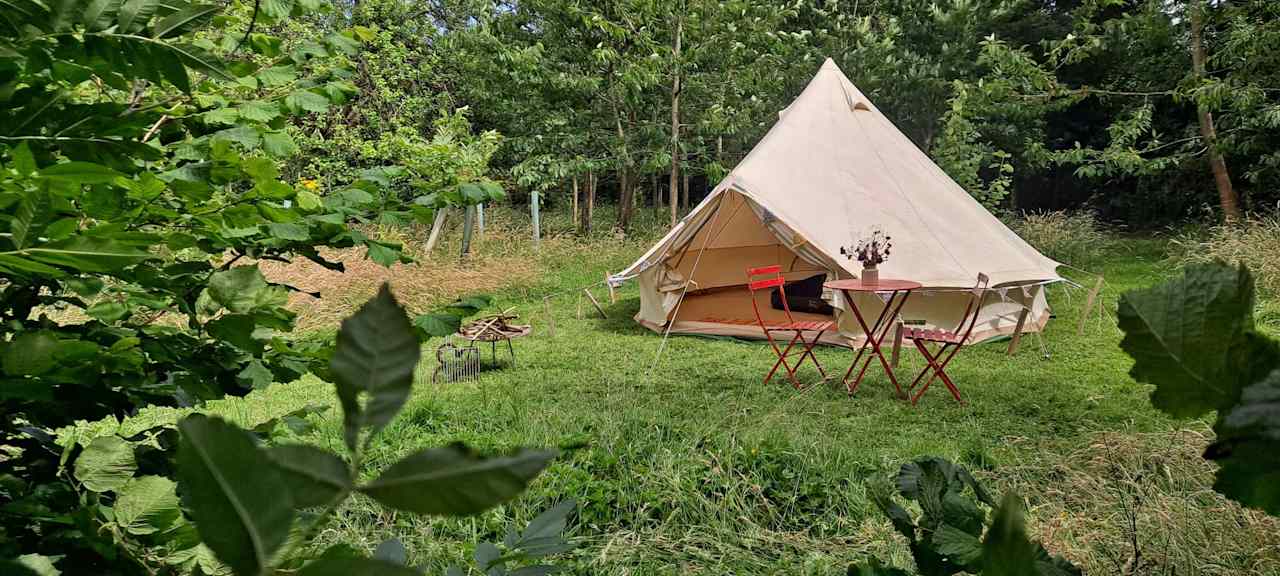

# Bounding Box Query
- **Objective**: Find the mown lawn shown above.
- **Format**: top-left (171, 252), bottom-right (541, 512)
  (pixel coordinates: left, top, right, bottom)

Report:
top-left (99, 216), bottom-right (1280, 575)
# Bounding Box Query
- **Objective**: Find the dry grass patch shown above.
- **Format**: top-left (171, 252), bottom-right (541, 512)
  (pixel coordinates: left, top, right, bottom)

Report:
top-left (997, 426), bottom-right (1280, 575)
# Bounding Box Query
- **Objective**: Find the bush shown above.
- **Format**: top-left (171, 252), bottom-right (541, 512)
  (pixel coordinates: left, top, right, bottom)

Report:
top-left (1170, 214), bottom-right (1280, 298)
top-left (1005, 211), bottom-right (1107, 267)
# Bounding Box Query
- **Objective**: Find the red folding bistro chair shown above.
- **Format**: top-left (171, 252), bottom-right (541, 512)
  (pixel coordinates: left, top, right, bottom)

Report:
top-left (746, 265), bottom-right (835, 389)
top-left (904, 273), bottom-right (990, 405)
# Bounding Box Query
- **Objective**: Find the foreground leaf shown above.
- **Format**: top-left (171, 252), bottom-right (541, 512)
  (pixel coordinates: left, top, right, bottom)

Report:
top-left (359, 444), bottom-right (555, 516)
top-left (74, 435), bottom-right (137, 492)
top-left (114, 475), bottom-right (181, 535)
top-left (266, 444), bottom-right (352, 508)
top-left (1205, 368), bottom-right (1280, 515)
top-left (1118, 262), bottom-right (1276, 417)
top-left (982, 493), bottom-right (1080, 576)
top-left (372, 538), bottom-right (407, 566)
top-left (178, 415), bottom-right (294, 576)
top-left (330, 284), bottom-right (420, 451)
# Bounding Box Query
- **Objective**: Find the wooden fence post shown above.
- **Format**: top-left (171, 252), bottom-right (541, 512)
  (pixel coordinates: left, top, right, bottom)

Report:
top-left (425, 207), bottom-right (449, 254)
top-left (531, 190), bottom-right (541, 248)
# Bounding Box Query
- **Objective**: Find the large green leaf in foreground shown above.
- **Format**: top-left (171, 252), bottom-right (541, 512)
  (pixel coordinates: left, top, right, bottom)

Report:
top-left (1206, 368), bottom-right (1280, 515)
top-left (178, 415), bottom-right (294, 576)
top-left (1117, 262), bottom-right (1278, 417)
top-left (359, 444), bottom-right (556, 515)
top-left (330, 284), bottom-right (420, 451)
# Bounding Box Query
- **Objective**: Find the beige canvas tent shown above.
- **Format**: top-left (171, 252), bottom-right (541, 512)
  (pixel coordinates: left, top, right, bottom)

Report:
top-left (609, 58), bottom-right (1064, 347)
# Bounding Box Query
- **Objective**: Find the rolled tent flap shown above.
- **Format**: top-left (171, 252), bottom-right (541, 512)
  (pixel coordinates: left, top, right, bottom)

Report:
top-left (614, 58), bottom-right (1064, 347)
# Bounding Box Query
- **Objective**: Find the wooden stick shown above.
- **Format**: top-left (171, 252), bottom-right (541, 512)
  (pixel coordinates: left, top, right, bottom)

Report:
top-left (583, 288), bottom-right (607, 319)
top-left (1007, 308), bottom-right (1030, 355)
top-left (543, 296), bottom-right (556, 338)
top-left (1078, 277), bottom-right (1104, 336)
top-left (606, 273), bottom-right (617, 303)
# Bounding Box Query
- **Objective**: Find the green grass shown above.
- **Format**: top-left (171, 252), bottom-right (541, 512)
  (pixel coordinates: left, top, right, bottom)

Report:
top-left (111, 212), bottom-right (1280, 574)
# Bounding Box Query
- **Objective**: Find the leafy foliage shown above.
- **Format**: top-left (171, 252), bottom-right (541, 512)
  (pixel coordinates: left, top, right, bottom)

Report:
top-left (852, 456), bottom-right (1079, 576)
top-left (1119, 261), bottom-right (1280, 515)
top-left (170, 284), bottom-right (561, 574)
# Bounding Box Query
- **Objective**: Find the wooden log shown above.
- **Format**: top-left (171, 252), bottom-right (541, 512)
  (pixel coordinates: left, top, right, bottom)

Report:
top-left (584, 288), bottom-right (607, 319)
top-left (1078, 277), bottom-right (1104, 336)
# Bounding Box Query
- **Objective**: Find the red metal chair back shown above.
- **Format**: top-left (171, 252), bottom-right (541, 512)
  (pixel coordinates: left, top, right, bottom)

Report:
top-left (951, 272), bottom-right (990, 343)
top-left (746, 265), bottom-right (795, 326)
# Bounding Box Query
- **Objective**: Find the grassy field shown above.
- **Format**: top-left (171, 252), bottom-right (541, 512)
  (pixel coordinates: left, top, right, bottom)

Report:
top-left (110, 207), bottom-right (1280, 574)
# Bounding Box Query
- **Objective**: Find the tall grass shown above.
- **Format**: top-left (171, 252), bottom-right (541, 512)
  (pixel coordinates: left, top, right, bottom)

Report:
top-left (1170, 214), bottom-right (1280, 296)
top-left (1005, 211), bottom-right (1108, 267)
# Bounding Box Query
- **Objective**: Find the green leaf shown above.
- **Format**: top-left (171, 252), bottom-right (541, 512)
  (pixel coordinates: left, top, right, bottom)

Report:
top-left (207, 265), bottom-right (287, 314)
top-left (1205, 368), bottom-right (1280, 515)
top-left (261, 0), bottom-right (294, 20)
top-left (1118, 262), bottom-right (1278, 417)
top-left (373, 538), bottom-right (407, 565)
top-left (82, 0), bottom-right (120, 31)
top-left (981, 493), bottom-right (1080, 576)
top-left (117, 0), bottom-right (159, 33)
top-left (238, 359), bottom-right (274, 389)
top-left (74, 435), bottom-right (137, 493)
top-left (298, 558), bottom-right (421, 576)
top-left (284, 90), bottom-right (331, 114)
top-left (152, 3), bottom-right (219, 38)
top-left (249, 33), bottom-right (282, 57)
top-left (13, 555), bottom-right (59, 576)
top-left (414, 313), bottom-right (460, 338)
top-left (324, 32), bottom-right (361, 54)
top-left (296, 190), bottom-right (322, 210)
top-left (2, 331), bottom-right (60, 376)
top-left (11, 190), bottom-right (52, 250)
top-left (358, 444), bottom-right (556, 516)
top-left (38, 162), bottom-right (124, 184)
top-left (212, 125), bottom-right (261, 149)
top-left (26, 236), bottom-right (150, 272)
top-left (933, 523), bottom-right (983, 568)
top-left (237, 100), bottom-right (281, 123)
top-left (114, 475), bottom-right (181, 535)
top-left (204, 107), bottom-right (239, 124)
top-left (365, 241), bottom-right (399, 267)
top-left (87, 300), bottom-right (130, 323)
top-left (178, 415), bottom-right (294, 576)
top-left (869, 481), bottom-right (914, 540)
top-left (256, 65), bottom-right (297, 87)
top-left (268, 222), bottom-right (310, 241)
top-left (262, 131), bottom-right (299, 158)
top-left (847, 559), bottom-right (912, 576)
top-left (267, 445), bottom-right (352, 508)
top-left (207, 314), bottom-right (261, 354)
top-left (11, 142), bottom-right (37, 175)
top-left (330, 284), bottom-right (420, 451)
top-left (153, 46), bottom-right (190, 91)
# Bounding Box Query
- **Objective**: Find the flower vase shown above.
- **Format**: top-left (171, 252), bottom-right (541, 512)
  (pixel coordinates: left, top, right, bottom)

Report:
top-left (862, 264), bottom-right (879, 285)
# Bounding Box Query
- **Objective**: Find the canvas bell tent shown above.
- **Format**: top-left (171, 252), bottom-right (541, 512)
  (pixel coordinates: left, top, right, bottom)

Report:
top-left (609, 59), bottom-right (1063, 347)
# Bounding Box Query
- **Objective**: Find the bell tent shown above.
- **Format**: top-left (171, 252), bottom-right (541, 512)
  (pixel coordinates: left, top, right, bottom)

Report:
top-left (609, 59), bottom-right (1064, 347)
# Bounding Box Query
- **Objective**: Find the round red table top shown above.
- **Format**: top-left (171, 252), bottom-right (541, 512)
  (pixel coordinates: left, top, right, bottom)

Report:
top-left (824, 278), bottom-right (922, 292)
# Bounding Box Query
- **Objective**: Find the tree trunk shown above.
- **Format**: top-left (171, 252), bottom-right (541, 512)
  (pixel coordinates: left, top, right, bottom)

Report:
top-left (460, 205), bottom-right (475, 257)
top-left (1190, 0), bottom-right (1241, 222)
top-left (669, 14), bottom-right (683, 227)
top-left (615, 114), bottom-right (633, 232)
top-left (681, 163), bottom-right (690, 211)
top-left (572, 175), bottom-right (580, 234)
top-left (584, 170), bottom-right (595, 235)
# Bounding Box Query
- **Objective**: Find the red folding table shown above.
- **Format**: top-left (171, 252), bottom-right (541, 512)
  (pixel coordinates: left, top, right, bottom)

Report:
top-left (824, 278), bottom-right (921, 399)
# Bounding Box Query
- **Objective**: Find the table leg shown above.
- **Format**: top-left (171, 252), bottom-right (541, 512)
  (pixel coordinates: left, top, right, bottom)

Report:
top-left (842, 289), bottom-right (913, 399)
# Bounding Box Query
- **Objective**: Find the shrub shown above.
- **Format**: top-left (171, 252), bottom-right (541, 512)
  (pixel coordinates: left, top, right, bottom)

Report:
top-left (1005, 211), bottom-right (1107, 267)
top-left (1170, 214), bottom-right (1280, 298)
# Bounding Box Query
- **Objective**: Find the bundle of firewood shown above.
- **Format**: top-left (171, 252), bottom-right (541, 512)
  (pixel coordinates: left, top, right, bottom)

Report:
top-left (458, 310), bottom-right (532, 342)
